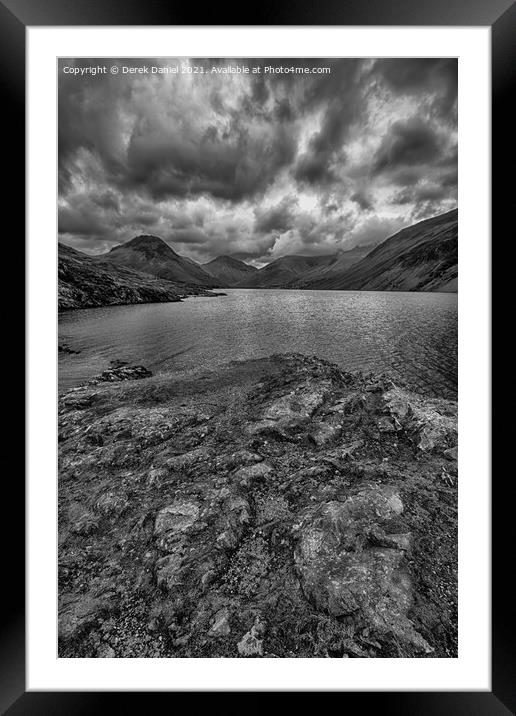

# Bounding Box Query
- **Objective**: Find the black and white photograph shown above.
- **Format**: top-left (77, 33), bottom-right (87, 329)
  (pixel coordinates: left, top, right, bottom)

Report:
top-left (57, 57), bottom-right (458, 660)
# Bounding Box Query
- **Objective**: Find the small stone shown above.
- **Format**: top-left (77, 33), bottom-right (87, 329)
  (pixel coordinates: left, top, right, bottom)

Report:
top-left (94, 491), bottom-right (128, 517)
top-left (233, 462), bottom-right (272, 487)
top-left (155, 553), bottom-right (183, 590)
top-left (165, 449), bottom-right (205, 470)
top-left (71, 511), bottom-right (99, 536)
top-left (173, 635), bottom-right (190, 647)
top-left (377, 416), bottom-right (396, 433)
top-left (59, 343), bottom-right (80, 355)
top-left (383, 532), bottom-right (412, 551)
top-left (201, 568), bottom-right (216, 591)
top-left (227, 495), bottom-right (251, 523)
top-left (147, 467), bottom-right (168, 487)
top-left (310, 421), bottom-right (342, 447)
top-left (147, 618), bottom-right (159, 632)
top-left (209, 608), bottom-right (231, 637)
top-left (109, 359), bottom-right (129, 368)
top-left (237, 617), bottom-right (264, 656)
top-left (225, 450), bottom-right (263, 468)
top-left (216, 530), bottom-right (237, 549)
top-left (154, 501), bottom-right (200, 537)
top-left (443, 446), bottom-right (458, 461)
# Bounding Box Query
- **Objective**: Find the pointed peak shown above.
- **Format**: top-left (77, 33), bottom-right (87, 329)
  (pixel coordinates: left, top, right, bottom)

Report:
top-left (110, 235), bottom-right (178, 255)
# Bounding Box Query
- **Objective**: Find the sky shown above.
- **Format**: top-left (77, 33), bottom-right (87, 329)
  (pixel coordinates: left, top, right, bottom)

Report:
top-left (58, 58), bottom-right (457, 266)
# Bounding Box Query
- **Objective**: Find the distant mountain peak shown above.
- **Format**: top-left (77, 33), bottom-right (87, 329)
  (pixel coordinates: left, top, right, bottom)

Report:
top-left (110, 234), bottom-right (179, 256)
top-left (58, 240), bottom-right (216, 311)
top-left (207, 254), bottom-right (237, 264)
top-left (206, 254), bottom-right (255, 267)
top-left (99, 234), bottom-right (218, 287)
top-left (129, 234), bottom-right (163, 242)
top-left (203, 254), bottom-right (258, 286)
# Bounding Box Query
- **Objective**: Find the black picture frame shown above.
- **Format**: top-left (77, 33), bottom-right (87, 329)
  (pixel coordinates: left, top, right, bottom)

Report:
top-left (5, 0), bottom-right (511, 710)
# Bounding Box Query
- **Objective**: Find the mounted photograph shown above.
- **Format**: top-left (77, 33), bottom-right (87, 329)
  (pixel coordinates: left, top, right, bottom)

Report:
top-left (57, 57), bottom-right (458, 659)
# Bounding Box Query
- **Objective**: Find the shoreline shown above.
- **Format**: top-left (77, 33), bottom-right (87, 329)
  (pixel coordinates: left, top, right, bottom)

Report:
top-left (58, 285), bottom-right (457, 314)
top-left (58, 290), bottom-right (228, 313)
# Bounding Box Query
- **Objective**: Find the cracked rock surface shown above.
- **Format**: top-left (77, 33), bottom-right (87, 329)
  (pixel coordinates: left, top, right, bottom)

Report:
top-left (294, 485), bottom-right (431, 653)
top-left (59, 354), bottom-right (457, 658)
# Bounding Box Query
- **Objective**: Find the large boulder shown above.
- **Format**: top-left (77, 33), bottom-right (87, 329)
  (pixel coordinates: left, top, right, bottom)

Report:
top-left (248, 381), bottom-right (332, 437)
top-left (154, 500), bottom-right (200, 551)
top-left (383, 387), bottom-right (457, 452)
top-left (295, 484), bottom-right (432, 653)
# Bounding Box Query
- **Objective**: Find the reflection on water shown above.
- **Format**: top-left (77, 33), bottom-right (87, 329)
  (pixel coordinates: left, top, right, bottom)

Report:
top-left (59, 289), bottom-right (457, 398)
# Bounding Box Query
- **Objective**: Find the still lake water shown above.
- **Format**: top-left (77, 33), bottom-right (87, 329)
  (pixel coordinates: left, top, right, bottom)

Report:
top-left (58, 289), bottom-right (458, 398)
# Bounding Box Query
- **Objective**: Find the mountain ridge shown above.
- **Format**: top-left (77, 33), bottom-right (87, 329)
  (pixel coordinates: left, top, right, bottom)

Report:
top-left (62, 209), bottom-right (458, 295)
top-left (285, 245), bottom-right (377, 288)
top-left (203, 255), bottom-right (258, 287)
top-left (233, 254), bottom-right (339, 289)
top-left (58, 242), bottom-right (217, 310)
top-left (303, 209), bottom-right (458, 292)
top-left (233, 246), bottom-right (376, 289)
top-left (99, 234), bottom-right (219, 288)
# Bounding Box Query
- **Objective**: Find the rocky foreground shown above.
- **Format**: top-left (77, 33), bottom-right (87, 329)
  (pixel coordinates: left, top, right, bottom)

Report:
top-left (58, 355), bottom-right (457, 658)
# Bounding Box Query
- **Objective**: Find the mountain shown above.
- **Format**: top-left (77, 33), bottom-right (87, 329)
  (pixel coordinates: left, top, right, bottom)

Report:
top-left (99, 235), bottom-right (218, 287)
top-left (58, 243), bottom-right (215, 310)
top-left (285, 245), bottom-right (375, 287)
top-left (234, 254), bottom-right (338, 288)
top-left (233, 246), bottom-right (373, 289)
top-left (303, 209), bottom-right (458, 292)
top-left (61, 210), bottom-right (457, 303)
top-left (203, 255), bottom-right (258, 287)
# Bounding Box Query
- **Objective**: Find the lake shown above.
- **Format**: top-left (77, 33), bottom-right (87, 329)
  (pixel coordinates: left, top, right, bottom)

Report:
top-left (58, 289), bottom-right (458, 398)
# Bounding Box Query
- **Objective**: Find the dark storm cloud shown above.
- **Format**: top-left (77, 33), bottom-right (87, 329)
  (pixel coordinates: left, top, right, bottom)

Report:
top-left (58, 190), bottom-right (125, 239)
top-left (254, 196), bottom-right (297, 234)
top-left (324, 202), bottom-right (339, 214)
top-left (274, 98), bottom-right (294, 122)
top-left (58, 205), bottom-right (103, 236)
top-left (293, 151), bottom-right (337, 186)
top-left (91, 190), bottom-right (120, 213)
top-left (351, 190), bottom-right (374, 212)
top-left (388, 168), bottom-right (425, 187)
top-left (300, 58), bottom-right (362, 106)
top-left (58, 60), bottom-right (141, 192)
top-left (441, 168), bottom-right (458, 187)
top-left (58, 57), bottom-right (457, 262)
top-left (392, 182), bottom-right (454, 206)
top-left (371, 58), bottom-right (457, 118)
top-left (167, 228), bottom-right (209, 245)
top-left (124, 120), bottom-right (297, 202)
top-left (373, 117), bottom-right (444, 174)
top-left (293, 61), bottom-right (364, 187)
top-left (372, 58), bottom-right (455, 93)
top-left (131, 212), bottom-right (160, 226)
top-left (58, 59), bottom-right (298, 204)
top-left (251, 75), bottom-right (270, 104)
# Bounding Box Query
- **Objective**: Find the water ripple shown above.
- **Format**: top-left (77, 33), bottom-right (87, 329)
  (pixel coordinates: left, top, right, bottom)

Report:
top-left (59, 289), bottom-right (457, 398)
